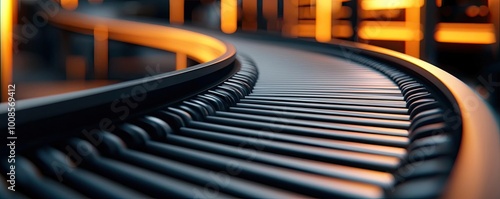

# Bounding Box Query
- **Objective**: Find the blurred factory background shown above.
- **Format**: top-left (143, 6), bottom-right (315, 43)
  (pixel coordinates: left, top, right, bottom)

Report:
top-left (1, 0), bottom-right (499, 111)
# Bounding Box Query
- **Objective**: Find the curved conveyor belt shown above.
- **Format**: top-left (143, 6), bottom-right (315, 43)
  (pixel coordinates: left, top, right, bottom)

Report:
top-left (1, 13), bottom-right (499, 199)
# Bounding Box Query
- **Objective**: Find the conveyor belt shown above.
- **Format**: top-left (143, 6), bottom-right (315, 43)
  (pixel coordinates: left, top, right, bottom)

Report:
top-left (1, 16), bottom-right (500, 198)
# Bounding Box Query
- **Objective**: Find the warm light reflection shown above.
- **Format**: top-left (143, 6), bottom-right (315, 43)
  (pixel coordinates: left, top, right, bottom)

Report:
top-left (242, 0), bottom-right (258, 31)
top-left (359, 21), bottom-right (421, 41)
top-left (333, 20), bottom-right (354, 38)
top-left (358, 0), bottom-right (423, 57)
top-left (94, 25), bottom-right (108, 79)
top-left (334, 40), bottom-right (500, 199)
top-left (435, 23), bottom-right (496, 44)
top-left (221, 0), bottom-right (238, 33)
top-left (405, 1), bottom-right (421, 58)
top-left (51, 11), bottom-right (227, 63)
top-left (490, 0), bottom-right (500, 56)
top-left (66, 56), bottom-right (86, 80)
top-left (88, 0), bottom-right (104, 4)
top-left (1, 0), bottom-right (13, 101)
top-left (294, 24), bottom-right (317, 37)
top-left (293, 22), bottom-right (352, 38)
top-left (479, 5), bottom-right (490, 17)
top-left (16, 81), bottom-right (118, 100)
top-left (339, 6), bottom-right (352, 18)
top-left (361, 0), bottom-right (424, 10)
top-left (298, 6), bottom-right (315, 19)
top-left (315, 0), bottom-right (333, 42)
top-left (170, 0), bottom-right (184, 24)
top-left (436, 0), bottom-right (442, 7)
top-left (61, 0), bottom-right (78, 10)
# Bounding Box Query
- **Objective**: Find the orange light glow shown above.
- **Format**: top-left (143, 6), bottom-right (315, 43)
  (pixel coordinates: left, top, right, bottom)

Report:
top-left (315, 0), bottom-right (333, 42)
top-left (296, 0), bottom-right (312, 6)
top-left (176, 53), bottom-right (187, 70)
top-left (242, 0), bottom-right (258, 31)
top-left (361, 0), bottom-right (424, 10)
top-left (61, 0), bottom-right (78, 10)
top-left (263, 0), bottom-right (278, 30)
top-left (339, 6), bottom-right (352, 18)
top-left (1, 0), bottom-right (13, 102)
top-left (170, 0), bottom-right (184, 24)
top-left (298, 6), bottom-right (315, 19)
top-left (221, 0), bottom-right (238, 34)
top-left (13, 0), bottom-right (17, 25)
top-left (293, 24), bottom-right (315, 37)
top-left (436, 0), bottom-right (442, 7)
top-left (359, 21), bottom-right (422, 41)
top-left (66, 56), bottom-right (86, 80)
top-left (94, 25), bottom-right (108, 79)
top-left (405, 1), bottom-right (422, 58)
top-left (435, 23), bottom-right (496, 44)
top-left (490, 0), bottom-right (499, 56)
top-left (295, 0), bottom-right (349, 6)
top-left (50, 11), bottom-right (227, 63)
top-left (292, 21), bottom-right (353, 38)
